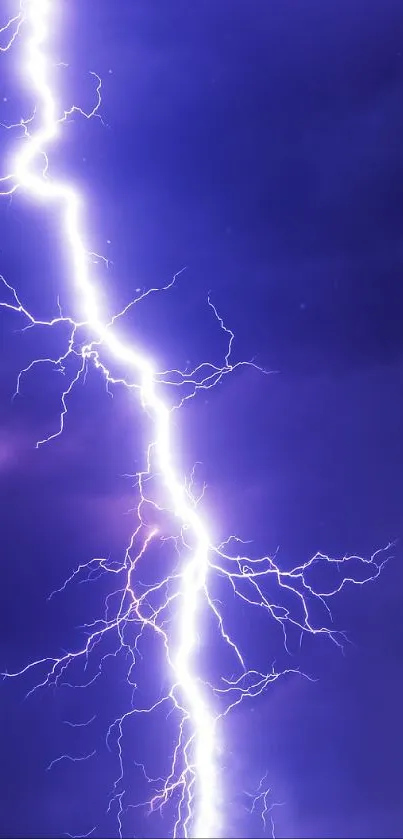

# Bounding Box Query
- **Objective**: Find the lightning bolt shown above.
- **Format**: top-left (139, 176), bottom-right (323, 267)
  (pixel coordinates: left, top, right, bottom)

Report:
top-left (0, 3), bottom-right (391, 838)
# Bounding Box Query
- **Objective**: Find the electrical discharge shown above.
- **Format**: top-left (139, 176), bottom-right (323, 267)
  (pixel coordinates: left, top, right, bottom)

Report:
top-left (0, 2), bottom-right (389, 837)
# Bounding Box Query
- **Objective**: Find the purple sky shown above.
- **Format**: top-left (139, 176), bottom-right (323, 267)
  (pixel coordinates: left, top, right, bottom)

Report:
top-left (1, 1), bottom-right (403, 837)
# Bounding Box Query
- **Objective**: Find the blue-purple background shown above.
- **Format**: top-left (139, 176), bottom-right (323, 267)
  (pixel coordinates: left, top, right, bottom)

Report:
top-left (1, 1), bottom-right (403, 836)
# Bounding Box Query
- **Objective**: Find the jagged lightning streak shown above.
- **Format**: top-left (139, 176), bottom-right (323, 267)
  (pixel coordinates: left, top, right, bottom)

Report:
top-left (0, 3), bottom-right (391, 838)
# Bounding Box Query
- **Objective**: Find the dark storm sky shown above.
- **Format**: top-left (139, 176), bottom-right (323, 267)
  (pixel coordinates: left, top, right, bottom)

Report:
top-left (1, 1), bottom-right (403, 837)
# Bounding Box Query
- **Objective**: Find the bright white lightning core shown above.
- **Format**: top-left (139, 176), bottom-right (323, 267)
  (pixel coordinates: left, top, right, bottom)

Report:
top-left (0, 3), bottom-right (390, 838)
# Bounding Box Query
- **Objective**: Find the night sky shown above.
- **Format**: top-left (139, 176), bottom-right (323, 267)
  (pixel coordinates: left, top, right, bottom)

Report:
top-left (1, 1), bottom-right (403, 837)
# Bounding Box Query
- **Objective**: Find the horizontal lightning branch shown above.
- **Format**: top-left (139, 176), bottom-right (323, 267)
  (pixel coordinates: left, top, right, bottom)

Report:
top-left (0, 3), bottom-right (391, 838)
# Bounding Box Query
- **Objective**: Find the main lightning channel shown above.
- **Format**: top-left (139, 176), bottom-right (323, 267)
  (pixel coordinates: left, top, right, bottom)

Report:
top-left (1, 1), bottom-right (218, 836)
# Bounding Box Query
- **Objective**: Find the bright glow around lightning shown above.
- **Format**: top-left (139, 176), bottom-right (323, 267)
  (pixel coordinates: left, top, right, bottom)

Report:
top-left (0, 3), bottom-right (390, 838)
